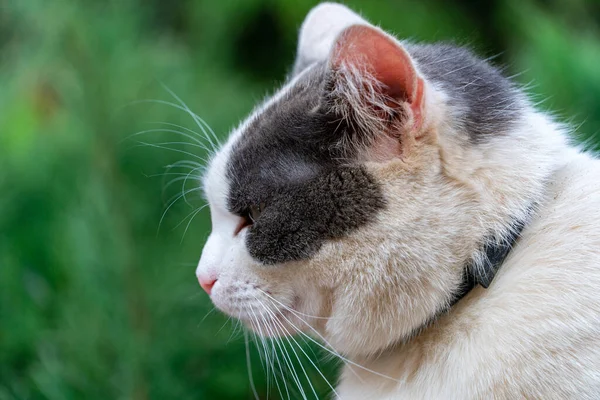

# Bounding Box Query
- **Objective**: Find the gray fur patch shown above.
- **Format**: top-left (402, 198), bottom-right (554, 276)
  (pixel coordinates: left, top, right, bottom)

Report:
top-left (406, 43), bottom-right (523, 142)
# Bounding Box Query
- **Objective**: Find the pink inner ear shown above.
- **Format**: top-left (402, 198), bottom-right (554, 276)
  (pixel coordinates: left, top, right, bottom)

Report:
top-left (332, 25), bottom-right (419, 107)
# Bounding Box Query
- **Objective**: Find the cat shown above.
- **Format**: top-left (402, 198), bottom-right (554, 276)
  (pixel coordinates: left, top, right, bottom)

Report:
top-left (195, 2), bottom-right (600, 399)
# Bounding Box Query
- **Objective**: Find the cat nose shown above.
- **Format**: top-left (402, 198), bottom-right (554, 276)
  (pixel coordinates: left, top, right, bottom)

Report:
top-left (198, 274), bottom-right (217, 295)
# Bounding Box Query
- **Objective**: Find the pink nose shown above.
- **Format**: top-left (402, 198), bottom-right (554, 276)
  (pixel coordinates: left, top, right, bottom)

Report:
top-left (198, 275), bottom-right (217, 295)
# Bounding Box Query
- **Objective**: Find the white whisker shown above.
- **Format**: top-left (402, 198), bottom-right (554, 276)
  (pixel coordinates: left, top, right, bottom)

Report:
top-left (251, 307), bottom-right (308, 400)
top-left (227, 319), bottom-right (243, 344)
top-left (262, 294), bottom-right (397, 383)
top-left (216, 315), bottom-right (233, 336)
top-left (138, 140), bottom-right (211, 153)
top-left (255, 296), bottom-right (338, 399)
top-left (133, 141), bottom-right (209, 164)
top-left (267, 315), bottom-right (319, 399)
top-left (180, 203), bottom-right (210, 242)
top-left (248, 309), bottom-right (288, 400)
top-left (160, 83), bottom-right (222, 149)
top-left (123, 127), bottom-right (210, 151)
top-left (256, 288), bottom-right (348, 321)
top-left (157, 187), bottom-right (203, 234)
top-left (197, 307), bottom-right (216, 327)
top-left (244, 330), bottom-right (260, 400)
top-left (158, 175), bottom-right (202, 194)
top-left (262, 327), bottom-right (289, 400)
top-left (165, 160), bottom-right (204, 169)
top-left (172, 198), bottom-right (207, 231)
top-left (143, 172), bottom-right (201, 179)
top-left (181, 166), bottom-right (205, 207)
top-left (129, 98), bottom-right (219, 153)
top-left (148, 121), bottom-right (219, 152)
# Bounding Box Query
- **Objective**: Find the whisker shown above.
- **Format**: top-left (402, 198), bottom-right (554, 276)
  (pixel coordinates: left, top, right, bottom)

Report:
top-left (128, 98), bottom-right (219, 153)
top-left (251, 308), bottom-right (307, 400)
top-left (217, 315), bottom-right (234, 336)
top-left (256, 288), bottom-right (348, 321)
top-left (165, 160), bottom-right (204, 169)
top-left (181, 166), bottom-right (205, 207)
top-left (244, 330), bottom-right (260, 400)
top-left (197, 307), bottom-right (216, 327)
top-left (172, 200), bottom-right (208, 231)
top-left (277, 321), bottom-right (338, 398)
top-left (160, 83), bottom-right (222, 149)
top-left (143, 172), bottom-right (202, 179)
top-left (122, 128), bottom-right (209, 150)
top-left (255, 296), bottom-right (337, 399)
top-left (252, 331), bottom-right (269, 389)
top-left (263, 339), bottom-right (276, 400)
top-left (251, 314), bottom-right (293, 400)
top-left (180, 203), bottom-right (210, 242)
top-left (137, 140), bottom-right (211, 153)
top-left (248, 315), bottom-right (278, 400)
top-left (262, 295), bottom-right (397, 383)
top-left (254, 302), bottom-right (318, 399)
top-left (160, 161), bottom-right (205, 201)
top-left (252, 321), bottom-right (273, 399)
top-left (248, 311), bottom-right (284, 399)
top-left (158, 187), bottom-right (203, 234)
top-left (158, 175), bottom-right (202, 194)
top-left (277, 327), bottom-right (318, 399)
top-left (148, 121), bottom-right (219, 152)
top-left (132, 141), bottom-right (209, 164)
top-left (162, 187), bottom-right (201, 211)
top-left (227, 319), bottom-right (244, 344)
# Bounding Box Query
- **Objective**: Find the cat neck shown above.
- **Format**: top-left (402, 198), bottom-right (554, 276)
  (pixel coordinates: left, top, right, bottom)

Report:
top-left (404, 207), bottom-right (533, 343)
top-left (455, 209), bottom-right (531, 302)
top-left (405, 102), bottom-right (573, 339)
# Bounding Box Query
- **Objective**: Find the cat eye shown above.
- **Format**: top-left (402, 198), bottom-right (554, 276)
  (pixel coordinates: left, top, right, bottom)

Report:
top-left (248, 202), bottom-right (265, 223)
top-left (235, 202), bottom-right (265, 236)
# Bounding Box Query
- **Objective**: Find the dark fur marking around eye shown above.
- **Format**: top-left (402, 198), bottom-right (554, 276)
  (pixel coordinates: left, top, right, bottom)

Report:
top-left (243, 166), bottom-right (384, 264)
top-left (226, 66), bottom-right (386, 264)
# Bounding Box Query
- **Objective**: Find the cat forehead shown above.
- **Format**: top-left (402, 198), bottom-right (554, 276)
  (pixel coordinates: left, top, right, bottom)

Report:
top-left (203, 63), bottom-right (330, 208)
top-left (213, 64), bottom-right (340, 201)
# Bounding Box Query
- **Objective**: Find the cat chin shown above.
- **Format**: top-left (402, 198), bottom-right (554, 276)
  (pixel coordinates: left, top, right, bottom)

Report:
top-left (240, 312), bottom-right (298, 338)
top-left (208, 280), bottom-right (308, 338)
top-left (230, 304), bottom-right (312, 339)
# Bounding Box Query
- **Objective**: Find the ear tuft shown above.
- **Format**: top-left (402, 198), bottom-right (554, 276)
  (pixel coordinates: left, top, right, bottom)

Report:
top-left (332, 25), bottom-right (419, 105)
top-left (327, 25), bottom-right (426, 152)
top-left (293, 3), bottom-right (367, 76)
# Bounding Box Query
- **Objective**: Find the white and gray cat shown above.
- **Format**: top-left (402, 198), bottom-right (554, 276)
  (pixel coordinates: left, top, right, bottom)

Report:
top-left (196, 3), bottom-right (600, 398)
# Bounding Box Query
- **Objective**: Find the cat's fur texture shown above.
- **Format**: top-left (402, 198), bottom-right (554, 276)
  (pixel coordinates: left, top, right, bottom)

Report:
top-left (196, 3), bottom-right (600, 398)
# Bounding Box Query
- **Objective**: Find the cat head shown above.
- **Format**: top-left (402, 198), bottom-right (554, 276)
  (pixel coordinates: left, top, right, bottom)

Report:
top-left (196, 3), bottom-right (563, 357)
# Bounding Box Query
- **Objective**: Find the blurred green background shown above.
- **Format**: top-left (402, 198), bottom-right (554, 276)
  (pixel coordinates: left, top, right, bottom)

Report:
top-left (1, 0), bottom-right (599, 399)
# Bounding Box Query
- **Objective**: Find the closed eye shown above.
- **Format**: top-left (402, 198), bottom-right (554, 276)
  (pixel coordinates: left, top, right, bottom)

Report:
top-left (248, 203), bottom-right (263, 222)
top-left (233, 202), bottom-right (265, 236)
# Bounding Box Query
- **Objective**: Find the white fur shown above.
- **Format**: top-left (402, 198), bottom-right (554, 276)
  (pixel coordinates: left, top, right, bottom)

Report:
top-left (336, 152), bottom-right (600, 400)
top-left (293, 3), bottom-right (367, 74)
top-left (197, 3), bottom-right (600, 398)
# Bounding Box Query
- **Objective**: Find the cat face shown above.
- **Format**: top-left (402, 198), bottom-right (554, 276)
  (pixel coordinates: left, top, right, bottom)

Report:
top-left (196, 3), bottom-right (531, 356)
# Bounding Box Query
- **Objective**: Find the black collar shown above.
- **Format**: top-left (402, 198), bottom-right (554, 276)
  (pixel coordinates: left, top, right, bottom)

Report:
top-left (403, 213), bottom-right (531, 342)
top-left (450, 216), bottom-right (528, 307)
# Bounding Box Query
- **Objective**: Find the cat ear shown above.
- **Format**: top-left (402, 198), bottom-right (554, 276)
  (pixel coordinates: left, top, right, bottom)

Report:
top-left (292, 3), bottom-right (367, 76)
top-left (327, 25), bottom-right (426, 158)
